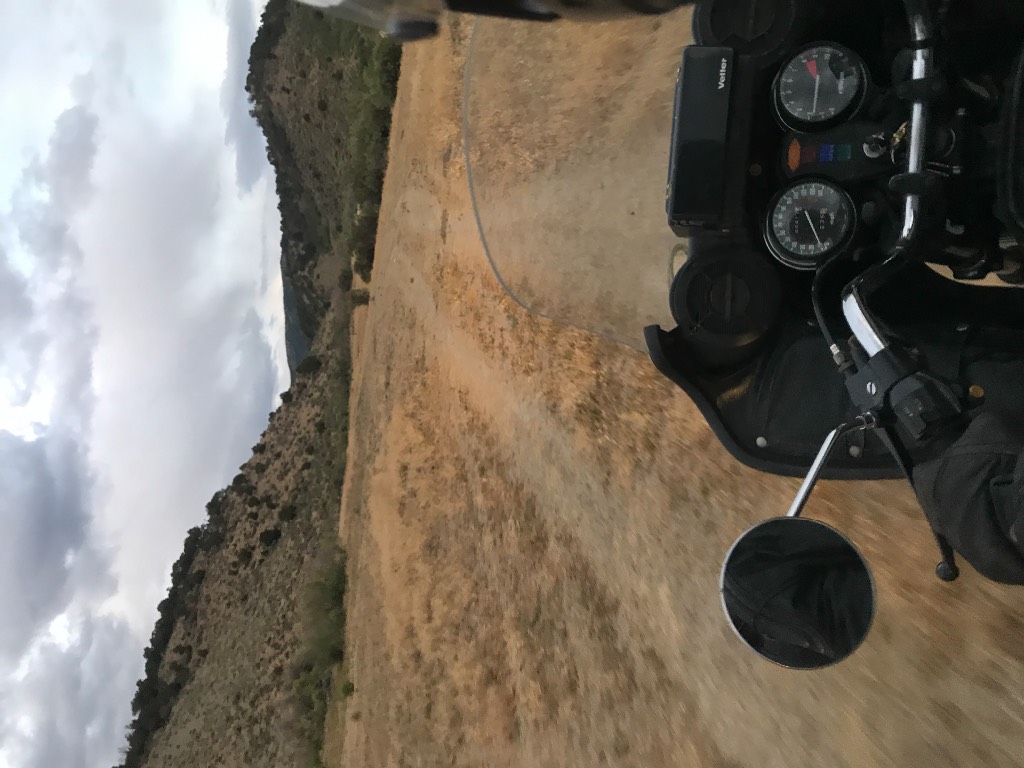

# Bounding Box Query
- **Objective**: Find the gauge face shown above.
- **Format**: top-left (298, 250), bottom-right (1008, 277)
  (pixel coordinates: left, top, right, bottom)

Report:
top-left (766, 180), bottom-right (854, 269)
top-left (776, 44), bottom-right (865, 127)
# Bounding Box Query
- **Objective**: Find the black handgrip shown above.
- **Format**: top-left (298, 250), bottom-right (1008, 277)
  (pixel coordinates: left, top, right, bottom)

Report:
top-left (888, 372), bottom-right (965, 443)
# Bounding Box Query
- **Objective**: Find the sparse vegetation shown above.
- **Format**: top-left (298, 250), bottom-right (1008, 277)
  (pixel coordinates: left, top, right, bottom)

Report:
top-left (292, 547), bottom-right (349, 767)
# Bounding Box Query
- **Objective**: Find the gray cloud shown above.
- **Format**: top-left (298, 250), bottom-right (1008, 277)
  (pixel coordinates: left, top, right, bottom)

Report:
top-left (222, 0), bottom-right (268, 193)
top-left (0, 102), bottom-right (118, 767)
top-left (0, 614), bottom-right (139, 768)
top-left (38, 106), bottom-right (101, 212)
top-left (0, 432), bottom-right (84, 663)
top-left (0, 105), bottom-right (106, 668)
top-left (0, 249), bottom-right (30, 327)
top-left (187, 302), bottom-right (280, 467)
top-left (0, 250), bottom-right (43, 406)
top-left (1, 104), bottom-right (100, 406)
top-left (10, 105), bottom-right (100, 422)
top-left (8, 106), bottom-right (98, 334)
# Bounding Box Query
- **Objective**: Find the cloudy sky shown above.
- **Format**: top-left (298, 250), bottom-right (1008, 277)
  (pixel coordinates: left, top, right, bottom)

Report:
top-left (0, 1), bottom-right (289, 766)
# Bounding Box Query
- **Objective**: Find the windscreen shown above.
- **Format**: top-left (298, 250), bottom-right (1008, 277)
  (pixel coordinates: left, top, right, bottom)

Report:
top-left (301, 0), bottom-right (397, 29)
top-left (462, 17), bottom-right (689, 349)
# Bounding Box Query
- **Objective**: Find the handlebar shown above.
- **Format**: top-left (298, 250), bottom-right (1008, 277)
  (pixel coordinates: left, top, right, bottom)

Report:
top-left (896, 0), bottom-right (936, 256)
top-left (840, 0), bottom-right (937, 360)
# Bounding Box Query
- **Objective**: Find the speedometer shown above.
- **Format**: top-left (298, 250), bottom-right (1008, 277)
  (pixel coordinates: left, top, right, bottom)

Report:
top-left (774, 43), bottom-right (868, 130)
top-left (765, 180), bottom-right (855, 270)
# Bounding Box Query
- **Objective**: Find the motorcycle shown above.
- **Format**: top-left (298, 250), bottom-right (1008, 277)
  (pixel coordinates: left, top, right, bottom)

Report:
top-left (465, 0), bottom-right (1024, 668)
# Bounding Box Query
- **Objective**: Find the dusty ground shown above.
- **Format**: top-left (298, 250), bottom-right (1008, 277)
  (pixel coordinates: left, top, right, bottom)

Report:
top-left (331, 11), bottom-right (1024, 768)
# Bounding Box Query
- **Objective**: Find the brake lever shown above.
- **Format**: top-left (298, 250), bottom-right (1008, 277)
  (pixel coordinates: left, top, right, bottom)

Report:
top-left (841, 325), bottom-right (966, 444)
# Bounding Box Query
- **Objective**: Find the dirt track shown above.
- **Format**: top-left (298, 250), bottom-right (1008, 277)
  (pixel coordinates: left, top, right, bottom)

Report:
top-left (332, 11), bottom-right (1024, 767)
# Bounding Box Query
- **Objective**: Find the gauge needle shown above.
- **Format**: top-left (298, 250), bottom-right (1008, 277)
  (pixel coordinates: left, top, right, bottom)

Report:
top-left (804, 209), bottom-right (823, 245)
top-left (806, 59), bottom-right (821, 114)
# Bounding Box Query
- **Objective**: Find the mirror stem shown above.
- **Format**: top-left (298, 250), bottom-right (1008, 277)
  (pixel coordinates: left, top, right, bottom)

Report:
top-left (787, 415), bottom-right (877, 518)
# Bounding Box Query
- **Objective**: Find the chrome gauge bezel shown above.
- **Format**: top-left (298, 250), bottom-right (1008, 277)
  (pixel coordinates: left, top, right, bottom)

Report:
top-left (772, 42), bottom-right (871, 132)
top-left (764, 179), bottom-right (857, 270)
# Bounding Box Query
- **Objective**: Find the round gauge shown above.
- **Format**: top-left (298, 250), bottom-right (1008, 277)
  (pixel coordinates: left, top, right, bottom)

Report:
top-left (774, 43), bottom-right (868, 129)
top-left (765, 180), bottom-right (855, 269)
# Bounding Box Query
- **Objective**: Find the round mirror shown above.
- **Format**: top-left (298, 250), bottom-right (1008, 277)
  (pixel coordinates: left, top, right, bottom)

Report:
top-left (721, 517), bottom-right (875, 669)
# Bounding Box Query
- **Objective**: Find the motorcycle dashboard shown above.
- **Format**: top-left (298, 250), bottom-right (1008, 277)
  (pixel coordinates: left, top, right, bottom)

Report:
top-left (668, 36), bottom-right (895, 274)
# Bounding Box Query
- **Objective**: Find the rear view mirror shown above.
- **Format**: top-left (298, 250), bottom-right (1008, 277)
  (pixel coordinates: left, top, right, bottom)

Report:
top-left (721, 517), bottom-right (875, 669)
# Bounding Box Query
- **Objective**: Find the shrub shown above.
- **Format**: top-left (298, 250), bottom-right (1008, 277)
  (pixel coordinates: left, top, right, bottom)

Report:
top-left (259, 528), bottom-right (282, 548)
top-left (296, 355), bottom-right (323, 376)
top-left (350, 289), bottom-right (370, 306)
top-left (288, 546), bottom-right (349, 763)
top-left (302, 548), bottom-right (347, 669)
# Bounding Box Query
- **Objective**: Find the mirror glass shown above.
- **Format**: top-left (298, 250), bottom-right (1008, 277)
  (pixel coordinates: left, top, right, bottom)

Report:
top-left (721, 517), bottom-right (875, 669)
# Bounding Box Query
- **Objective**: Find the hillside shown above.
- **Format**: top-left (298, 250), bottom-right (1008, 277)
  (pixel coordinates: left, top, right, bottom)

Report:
top-left (119, 336), bottom-right (351, 768)
top-left (246, 0), bottom-right (400, 370)
top-left (112, 3), bottom-right (400, 767)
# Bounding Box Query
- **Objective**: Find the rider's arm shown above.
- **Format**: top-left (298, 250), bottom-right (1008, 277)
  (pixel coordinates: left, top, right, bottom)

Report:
top-left (912, 411), bottom-right (1024, 584)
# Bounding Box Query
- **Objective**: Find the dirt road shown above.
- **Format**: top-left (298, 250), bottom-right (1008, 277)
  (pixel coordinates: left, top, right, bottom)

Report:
top-left (332, 11), bottom-right (1024, 767)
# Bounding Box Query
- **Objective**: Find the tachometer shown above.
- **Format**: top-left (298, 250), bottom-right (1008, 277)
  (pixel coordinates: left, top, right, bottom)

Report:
top-left (774, 43), bottom-right (868, 130)
top-left (765, 180), bottom-right (855, 270)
